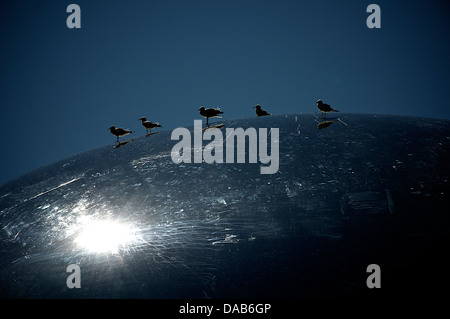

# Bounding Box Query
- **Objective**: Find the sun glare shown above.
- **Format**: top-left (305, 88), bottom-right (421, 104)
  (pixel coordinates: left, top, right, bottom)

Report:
top-left (74, 220), bottom-right (137, 254)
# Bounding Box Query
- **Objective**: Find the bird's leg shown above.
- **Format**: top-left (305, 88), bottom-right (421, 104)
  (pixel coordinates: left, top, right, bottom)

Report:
top-left (206, 118), bottom-right (209, 127)
top-left (116, 136), bottom-right (119, 142)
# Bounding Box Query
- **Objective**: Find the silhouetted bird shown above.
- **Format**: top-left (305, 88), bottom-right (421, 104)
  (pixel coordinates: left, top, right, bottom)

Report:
top-left (138, 117), bottom-right (162, 134)
top-left (316, 99), bottom-right (339, 118)
top-left (199, 107), bottom-right (223, 126)
top-left (253, 104), bottom-right (271, 117)
top-left (108, 126), bottom-right (133, 142)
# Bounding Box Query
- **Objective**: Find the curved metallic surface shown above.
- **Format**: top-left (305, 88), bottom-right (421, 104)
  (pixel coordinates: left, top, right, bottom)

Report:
top-left (1, 114), bottom-right (449, 298)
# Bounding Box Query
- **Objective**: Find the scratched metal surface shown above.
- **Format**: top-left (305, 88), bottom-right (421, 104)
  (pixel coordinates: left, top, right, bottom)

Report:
top-left (1, 114), bottom-right (449, 298)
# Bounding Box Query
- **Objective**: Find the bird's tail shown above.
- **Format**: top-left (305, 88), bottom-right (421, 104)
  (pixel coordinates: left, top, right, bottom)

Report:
top-left (333, 109), bottom-right (339, 112)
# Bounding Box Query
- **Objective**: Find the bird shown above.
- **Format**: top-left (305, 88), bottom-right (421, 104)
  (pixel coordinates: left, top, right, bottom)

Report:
top-left (108, 126), bottom-right (133, 142)
top-left (316, 99), bottom-right (339, 118)
top-left (253, 104), bottom-right (271, 117)
top-left (138, 117), bottom-right (162, 134)
top-left (198, 106), bottom-right (223, 126)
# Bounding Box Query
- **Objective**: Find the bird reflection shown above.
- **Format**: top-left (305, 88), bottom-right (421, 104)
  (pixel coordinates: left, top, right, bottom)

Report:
top-left (145, 131), bottom-right (161, 138)
top-left (316, 117), bottom-right (348, 130)
top-left (203, 123), bottom-right (224, 132)
top-left (114, 139), bottom-right (134, 148)
top-left (317, 119), bottom-right (339, 130)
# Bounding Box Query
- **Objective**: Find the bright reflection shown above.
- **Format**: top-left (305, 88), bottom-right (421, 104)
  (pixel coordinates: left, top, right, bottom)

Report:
top-left (74, 220), bottom-right (137, 254)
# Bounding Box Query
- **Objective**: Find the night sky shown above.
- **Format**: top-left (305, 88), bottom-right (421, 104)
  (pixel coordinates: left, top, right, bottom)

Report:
top-left (0, 0), bottom-right (449, 185)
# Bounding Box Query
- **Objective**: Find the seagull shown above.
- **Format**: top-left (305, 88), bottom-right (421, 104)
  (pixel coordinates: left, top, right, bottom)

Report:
top-left (316, 99), bottom-right (339, 118)
top-left (253, 104), bottom-right (271, 117)
top-left (138, 117), bottom-right (162, 134)
top-left (108, 126), bottom-right (133, 142)
top-left (199, 106), bottom-right (223, 126)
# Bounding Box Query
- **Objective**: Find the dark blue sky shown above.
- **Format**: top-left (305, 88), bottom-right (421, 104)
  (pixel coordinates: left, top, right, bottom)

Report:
top-left (0, 0), bottom-right (449, 185)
